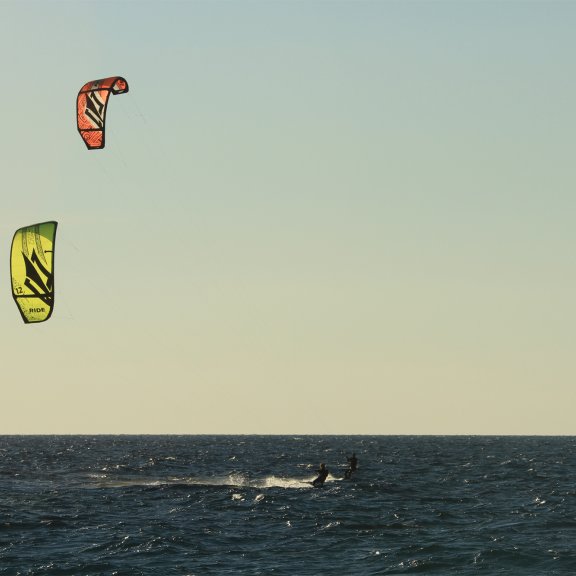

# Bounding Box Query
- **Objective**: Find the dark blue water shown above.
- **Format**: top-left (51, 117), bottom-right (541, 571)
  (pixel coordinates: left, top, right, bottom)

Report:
top-left (1, 436), bottom-right (576, 575)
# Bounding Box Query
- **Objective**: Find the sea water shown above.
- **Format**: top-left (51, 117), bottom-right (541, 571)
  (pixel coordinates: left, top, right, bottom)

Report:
top-left (1, 435), bottom-right (575, 575)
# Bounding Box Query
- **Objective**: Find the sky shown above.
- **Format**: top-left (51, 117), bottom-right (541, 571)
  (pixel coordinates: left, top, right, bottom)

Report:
top-left (1, 0), bottom-right (575, 435)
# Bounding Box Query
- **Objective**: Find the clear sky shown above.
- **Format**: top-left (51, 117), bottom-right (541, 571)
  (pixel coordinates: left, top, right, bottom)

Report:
top-left (1, 0), bottom-right (575, 434)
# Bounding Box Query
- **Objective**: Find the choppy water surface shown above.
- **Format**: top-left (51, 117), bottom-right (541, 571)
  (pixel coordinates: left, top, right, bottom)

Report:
top-left (1, 435), bottom-right (576, 575)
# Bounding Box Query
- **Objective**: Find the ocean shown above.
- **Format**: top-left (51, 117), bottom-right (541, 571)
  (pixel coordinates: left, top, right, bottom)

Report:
top-left (1, 435), bottom-right (575, 575)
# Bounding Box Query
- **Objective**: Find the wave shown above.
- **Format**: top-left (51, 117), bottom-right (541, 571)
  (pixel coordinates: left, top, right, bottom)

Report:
top-left (85, 472), bottom-right (340, 490)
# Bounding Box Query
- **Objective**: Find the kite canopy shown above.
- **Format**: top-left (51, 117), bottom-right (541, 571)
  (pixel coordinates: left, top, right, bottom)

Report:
top-left (77, 76), bottom-right (129, 149)
top-left (11, 221), bottom-right (58, 324)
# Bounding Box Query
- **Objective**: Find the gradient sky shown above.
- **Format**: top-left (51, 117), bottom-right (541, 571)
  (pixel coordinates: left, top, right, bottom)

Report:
top-left (1, 0), bottom-right (575, 434)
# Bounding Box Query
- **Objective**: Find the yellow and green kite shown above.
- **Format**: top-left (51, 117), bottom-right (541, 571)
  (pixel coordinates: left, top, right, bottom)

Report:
top-left (11, 221), bottom-right (58, 323)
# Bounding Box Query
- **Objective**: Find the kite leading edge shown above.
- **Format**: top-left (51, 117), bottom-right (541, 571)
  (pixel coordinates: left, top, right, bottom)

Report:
top-left (77, 76), bottom-right (129, 149)
top-left (11, 221), bottom-right (58, 324)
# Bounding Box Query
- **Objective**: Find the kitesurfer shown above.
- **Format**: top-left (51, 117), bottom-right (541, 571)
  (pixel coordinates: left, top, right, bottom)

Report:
top-left (312, 463), bottom-right (329, 487)
top-left (344, 453), bottom-right (358, 479)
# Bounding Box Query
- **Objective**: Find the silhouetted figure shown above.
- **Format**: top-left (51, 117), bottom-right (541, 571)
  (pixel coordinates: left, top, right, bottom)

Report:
top-left (312, 463), bottom-right (329, 487)
top-left (344, 453), bottom-right (358, 479)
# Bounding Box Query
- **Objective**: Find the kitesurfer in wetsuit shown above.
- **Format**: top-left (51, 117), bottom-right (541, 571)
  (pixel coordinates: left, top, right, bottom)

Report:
top-left (312, 463), bottom-right (329, 487)
top-left (344, 453), bottom-right (358, 478)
